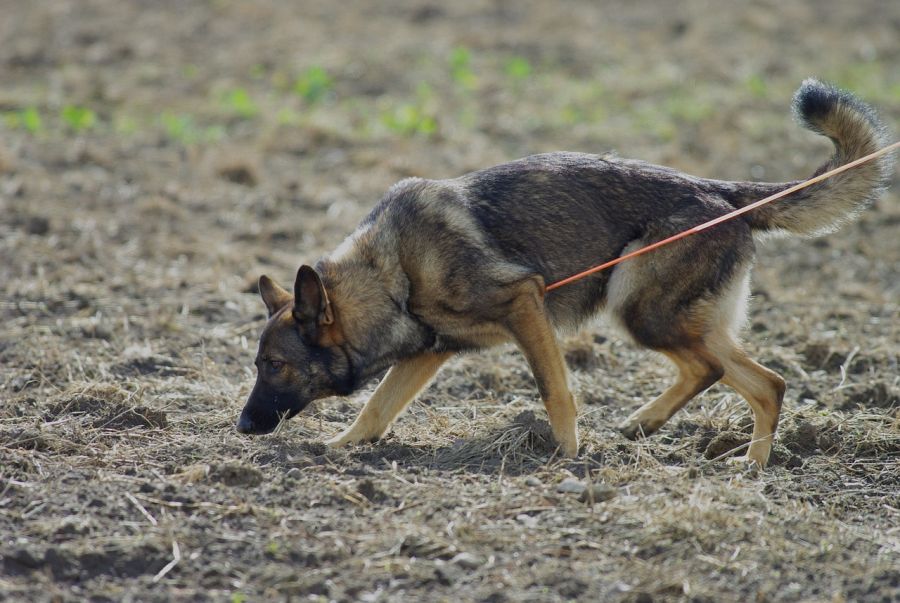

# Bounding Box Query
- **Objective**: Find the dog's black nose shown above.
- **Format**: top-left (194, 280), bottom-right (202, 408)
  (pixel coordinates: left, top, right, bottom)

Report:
top-left (236, 411), bottom-right (255, 434)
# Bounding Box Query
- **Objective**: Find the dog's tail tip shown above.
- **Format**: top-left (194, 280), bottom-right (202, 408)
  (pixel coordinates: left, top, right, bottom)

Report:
top-left (791, 78), bottom-right (843, 133)
top-left (740, 80), bottom-right (894, 238)
top-left (792, 78), bottom-right (892, 161)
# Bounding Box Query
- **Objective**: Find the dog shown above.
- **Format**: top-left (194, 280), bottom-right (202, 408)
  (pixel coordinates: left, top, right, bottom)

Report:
top-left (236, 79), bottom-right (893, 468)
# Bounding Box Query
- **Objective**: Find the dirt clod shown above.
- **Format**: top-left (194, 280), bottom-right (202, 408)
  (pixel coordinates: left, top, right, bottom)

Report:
top-left (208, 461), bottom-right (264, 487)
top-left (217, 162), bottom-right (258, 187)
top-left (564, 343), bottom-right (600, 371)
top-left (838, 381), bottom-right (898, 410)
top-left (703, 432), bottom-right (749, 460)
top-left (781, 419), bottom-right (819, 455)
top-left (45, 384), bottom-right (168, 429)
top-left (802, 342), bottom-right (846, 371)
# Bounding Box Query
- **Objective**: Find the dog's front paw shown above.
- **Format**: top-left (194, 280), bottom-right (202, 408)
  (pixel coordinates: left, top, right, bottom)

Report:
top-left (325, 428), bottom-right (381, 448)
top-left (553, 428), bottom-right (580, 458)
top-left (324, 431), bottom-right (352, 448)
top-left (726, 454), bottom-right (763, 476)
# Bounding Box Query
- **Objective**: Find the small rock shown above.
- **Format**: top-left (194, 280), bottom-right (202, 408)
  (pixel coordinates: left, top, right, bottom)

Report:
top-left (450, 552), bottom-right (484, 570)
top-left (556, 478), bottom-right (586, 495)
top-left (24, 216), bottom-right (49, 235)
top-left (524, 476), bottom-right (541, 487)
top-left (285, 467), bottom-right (303, 479)
top-left (434, 565), bottom-right (460, 586)
top-left (578, 482), bottom-right (617, 504)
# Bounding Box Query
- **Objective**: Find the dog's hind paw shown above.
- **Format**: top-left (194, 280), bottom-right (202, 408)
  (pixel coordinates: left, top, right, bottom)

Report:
top-left (617, 418), bottom-right (661, 440)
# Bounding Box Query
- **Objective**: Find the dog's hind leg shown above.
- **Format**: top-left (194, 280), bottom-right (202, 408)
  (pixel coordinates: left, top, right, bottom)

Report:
top-left (501, 277), bottom-right (580, 457)
top-left (326, 351), bottom-right (453, 448)
top-left (711, 336), bottom-right (786, 468)
top-left (618, 347), bottom-right (724, 439)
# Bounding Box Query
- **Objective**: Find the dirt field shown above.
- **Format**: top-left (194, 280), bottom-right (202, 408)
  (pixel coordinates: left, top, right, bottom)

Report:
top-left (1, 1), bottom-right (898, 601)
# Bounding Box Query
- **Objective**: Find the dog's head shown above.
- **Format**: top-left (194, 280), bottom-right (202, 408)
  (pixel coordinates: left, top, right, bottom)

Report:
top-left (236, 266), bottom-right (355, 435)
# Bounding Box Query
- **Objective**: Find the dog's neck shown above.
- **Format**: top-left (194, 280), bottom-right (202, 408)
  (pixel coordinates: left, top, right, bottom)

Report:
top-left (317, 250), bottom-right (432, 387)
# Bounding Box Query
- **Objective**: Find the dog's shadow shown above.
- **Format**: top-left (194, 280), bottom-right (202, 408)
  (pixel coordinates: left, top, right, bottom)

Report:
top-left (258, 410), bottom-right (570, 476)
top-left (348, 410), bottom-right (569, 476)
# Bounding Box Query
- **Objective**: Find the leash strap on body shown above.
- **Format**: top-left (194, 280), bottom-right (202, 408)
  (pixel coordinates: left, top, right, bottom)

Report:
top-left (545, 140), bottom-right (900, 292)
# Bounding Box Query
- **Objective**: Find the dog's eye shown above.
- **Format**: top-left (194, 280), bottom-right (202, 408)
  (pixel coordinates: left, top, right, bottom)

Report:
top-left (267, 359), bottom-right (285, 372)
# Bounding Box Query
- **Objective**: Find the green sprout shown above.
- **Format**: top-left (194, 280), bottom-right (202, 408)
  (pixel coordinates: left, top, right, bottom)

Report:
top-left (504, 56), bottom-right (532, 80)
top-left (294, 66), bottom-right (333, 103)
top-left (745, 74), bottom-right (768, 99)
top-left (159, 112), bottom-right (224, 144)
top-left (60, 105), bottom-right (97, 131)
top-left (3, 106), bottom-right (43, 133)
top-left (221, 88), bottom-right (258, 118)
top-left (381, 83), bottom-right (438, 137)
top-left (449, 46), bottom-right (476, 89)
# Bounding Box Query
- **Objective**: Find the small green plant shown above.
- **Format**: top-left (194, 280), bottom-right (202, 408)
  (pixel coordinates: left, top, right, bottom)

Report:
top-left (250, 63), bottom-right (267, 79)
top-left (221, 88), bottom-right (258, 118)
top-left (276, 107), bottom-right (303, 125)
top-left (294, 66), bottom-right (333, 103)
top-left (664, 91), bottom-right (714, 124)
top-left (745, 74), bottom-right (768, 99)
top-left (113, 113), bottom-right (139, 135)
top-left (382, 103), bottom-right (438, 136)
top-left (381, 83), bottom-right (438, 137)
top-left (159, 112), bottom-right (224, 144)
top-left (230, 594), bottom-right (246, 603)
top-left (504, 56), bottom-right (532, 80)
top-left (160, 112), bottom-right (194, 142)
top-left (60, 105), bottom-right (97, 131)
top-left (2, 106), bottom-right (43, 133)
top-left (449, 46), bottom-right (476, 89)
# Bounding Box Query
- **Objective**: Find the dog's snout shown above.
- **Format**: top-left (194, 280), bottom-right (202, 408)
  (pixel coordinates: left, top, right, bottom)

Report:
top-left (236, 411), bottom-right (256, 434)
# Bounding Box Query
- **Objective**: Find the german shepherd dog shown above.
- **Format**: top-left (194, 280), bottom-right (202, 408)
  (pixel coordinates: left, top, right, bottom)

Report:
top-left (237, 79), bottom-right (893, 468)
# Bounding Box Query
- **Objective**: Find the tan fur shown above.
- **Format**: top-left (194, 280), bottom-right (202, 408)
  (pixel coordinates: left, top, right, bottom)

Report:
top-left (326, 352), bottom-right (453, 446)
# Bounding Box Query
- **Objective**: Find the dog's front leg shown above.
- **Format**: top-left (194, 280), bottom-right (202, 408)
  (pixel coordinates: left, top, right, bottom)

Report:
top-left (326, 351), bottom-right (453, 447)
top-left (502, 279), bottom-right (579, 457)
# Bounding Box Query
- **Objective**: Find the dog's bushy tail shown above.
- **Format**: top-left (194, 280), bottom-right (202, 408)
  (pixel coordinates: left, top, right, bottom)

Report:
top-left (725, 79), bottom-right (894, 236)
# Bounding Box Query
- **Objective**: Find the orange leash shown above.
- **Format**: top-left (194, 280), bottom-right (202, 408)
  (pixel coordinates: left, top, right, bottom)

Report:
top-left (545, 140), bottom-right (900, 292)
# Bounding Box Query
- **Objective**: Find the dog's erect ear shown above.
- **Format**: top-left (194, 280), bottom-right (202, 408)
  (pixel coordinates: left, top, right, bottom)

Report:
top-left (293, 265), bottom-right (335, 340)
top-left (259, 275), bottom-right (293, 318)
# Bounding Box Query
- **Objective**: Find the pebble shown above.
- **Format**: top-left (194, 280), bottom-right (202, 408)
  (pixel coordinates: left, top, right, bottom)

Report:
top-left (578, 483), bottom-right (617, 504)
top-left (556, 478), bottom-right (586, 495)
top-left (524, 476), bottom-right (542, 487)
top-left (450, 552), bottom-right (484, 570)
